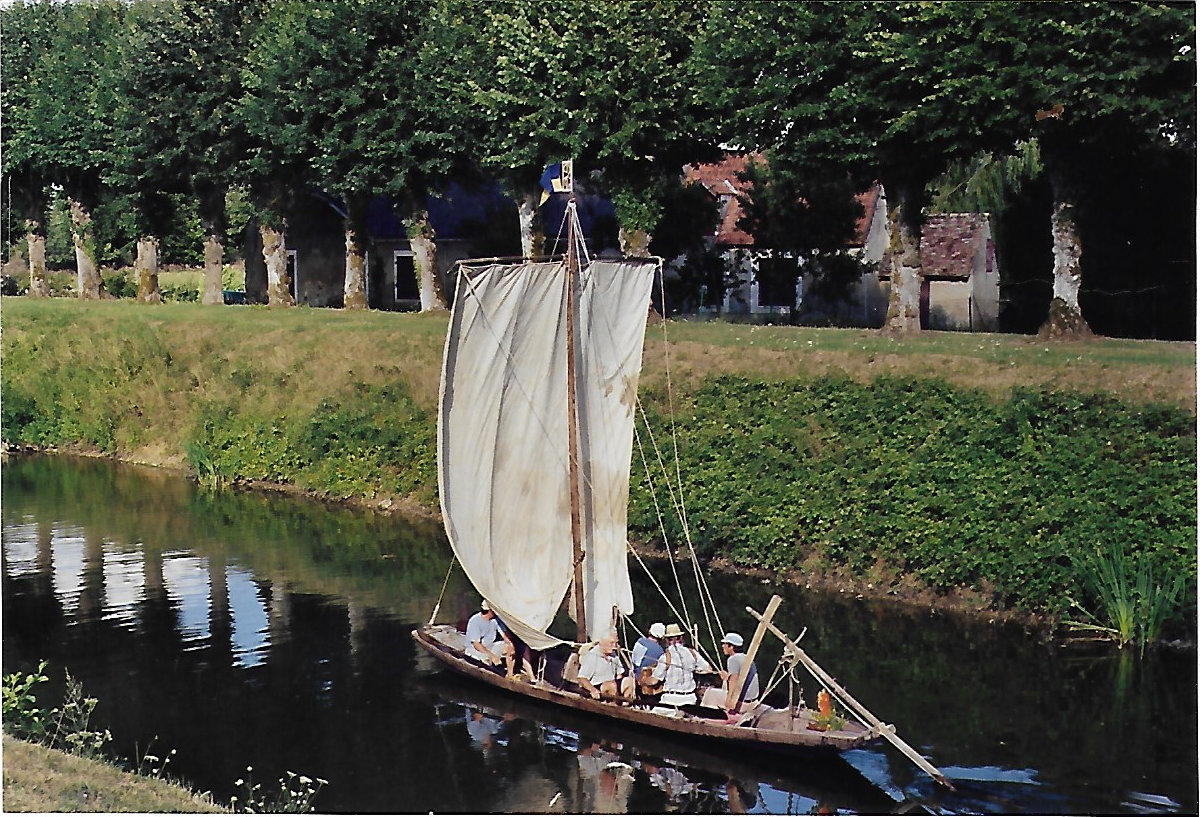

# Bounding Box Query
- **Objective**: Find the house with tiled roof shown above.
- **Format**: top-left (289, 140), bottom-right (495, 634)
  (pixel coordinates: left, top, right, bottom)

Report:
top-left (682, 154), bottom-right (999, 331)
top-left (683, 153), bottom-right (889, 318)
top-left (912, 213), bottom-right (1000, 331)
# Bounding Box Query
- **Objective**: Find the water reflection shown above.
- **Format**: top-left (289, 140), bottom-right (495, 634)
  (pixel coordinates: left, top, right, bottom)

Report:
top-left (2, 455), bottom-right (1196, 815)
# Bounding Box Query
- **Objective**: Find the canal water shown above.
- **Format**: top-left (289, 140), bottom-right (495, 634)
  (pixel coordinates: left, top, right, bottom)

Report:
top-left (2, 455), bottom-right (1195, 814)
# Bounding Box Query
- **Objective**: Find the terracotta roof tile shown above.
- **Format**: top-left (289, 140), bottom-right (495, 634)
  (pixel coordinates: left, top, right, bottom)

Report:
top-left (684, 153), bottom-right (761, 246)
top-left (684, 153), bottom-right (880, 248)
top-left (919, 214), bottom-right (990, 280)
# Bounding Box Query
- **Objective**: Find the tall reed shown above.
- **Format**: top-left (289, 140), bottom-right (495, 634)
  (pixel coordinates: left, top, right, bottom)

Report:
top-left (1066, 542), bottom-right (1188, 655)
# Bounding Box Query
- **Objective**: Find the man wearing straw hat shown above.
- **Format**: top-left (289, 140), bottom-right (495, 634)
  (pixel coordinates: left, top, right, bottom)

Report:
top-left (651, 623), bottom-right (712, 706)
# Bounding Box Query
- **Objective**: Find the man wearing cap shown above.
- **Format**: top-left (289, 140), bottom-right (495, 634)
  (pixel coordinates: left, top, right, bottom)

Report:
top-left (631, 622), bottom-right (666, 672)
top-left (631, 622), bottom-right (667, 696)
top-left (464, 599), bottom-right (514, 674)
top-left (701, 632), bottom-right (759, 712)
top-left (651, 623), bottom-right (712, 706)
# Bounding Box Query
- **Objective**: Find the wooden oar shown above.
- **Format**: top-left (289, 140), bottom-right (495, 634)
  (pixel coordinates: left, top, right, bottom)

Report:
top-left (727, 594), bottom-right (781, 712)
top-left (747, 603), bottom-right (955, 791)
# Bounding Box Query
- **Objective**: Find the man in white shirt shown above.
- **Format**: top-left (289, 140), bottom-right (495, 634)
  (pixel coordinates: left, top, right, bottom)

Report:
top-left (576, 630), bottom-right (635, 701)
top-left (652, 623), bottom-right (712, 706)
top-left (464, 599), bottom-right (513, 673)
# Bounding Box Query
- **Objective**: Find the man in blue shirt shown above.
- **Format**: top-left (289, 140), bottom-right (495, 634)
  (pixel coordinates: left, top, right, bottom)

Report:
top-left (631, 622), bottom-right (666, 696)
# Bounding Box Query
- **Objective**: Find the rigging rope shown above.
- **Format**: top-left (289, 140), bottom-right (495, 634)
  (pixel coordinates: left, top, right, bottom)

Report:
top-left (428, 558), bottom-right (457, 626)
top-left (631, 396), bottom-right (723, 667)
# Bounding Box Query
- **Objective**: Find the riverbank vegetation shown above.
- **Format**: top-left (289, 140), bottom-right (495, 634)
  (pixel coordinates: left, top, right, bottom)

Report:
top-left (2, 658), bottom-right (327, 812)
top-left (1, 298), bottom-right (1195, 645)
top-left (2, 736), bottom-right (224, 813)
top-left (1, 661), bottom-right (224, 812)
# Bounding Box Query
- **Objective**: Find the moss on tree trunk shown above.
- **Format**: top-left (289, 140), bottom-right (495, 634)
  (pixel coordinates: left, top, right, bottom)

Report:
top-left (68, 198), bottom-right (103, 300)
top-left (619, 226), bottom-right (652, 258)
top-left (135, 236), bottom-right (163, 304)
top-left (409, 211), bottom-right (446, 312)
top-left (26, 229), bottom-right (50, 298)
top-left (201, 235), bottom-right (225, 305)
top-left (882, 202), bottom-right (922, 336)
top-left (518, 192), bottom-right (545, 260)
top-left (262, 223), bottom-right (294, 307)
top-left (1039, 197), bottom-right (1092, 339)
top-left (343, 223), bottom-right (368, 310)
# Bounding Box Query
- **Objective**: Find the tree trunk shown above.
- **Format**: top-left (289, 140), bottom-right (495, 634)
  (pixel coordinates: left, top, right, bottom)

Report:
top-left (68, 198), bottom-right (103, 300)
top-left (619, 226), bottom-right (652, 258)
top-left (196, 186), bottom-right (227, 305)
top-left (1039, 189), bottom-right (1092, 338)
top-left (518, 192), bottom-right (545, 259)
top-left (343, 195), bottom-right (368, 310)
top-left (410, 210), bottom-right (446, 312)
top-left (343, 224), bottom-right (368, 310)
top-left (135, 236), bottom-right (163, 303)
top-left (26, 228), bottom-right (49, 298)
top-left (262, 223), bottom-right (294, 306)
top-left (202, 234), bottom-right (225, 305)
top-left (881, 199), bottom-right (922, 336)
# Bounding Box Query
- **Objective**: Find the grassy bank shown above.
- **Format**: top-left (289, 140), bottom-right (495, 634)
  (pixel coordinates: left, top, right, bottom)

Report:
top-left (1, 297), bottom-right (1194, 638)
top-left (2, 735), bottom-right (224, 812)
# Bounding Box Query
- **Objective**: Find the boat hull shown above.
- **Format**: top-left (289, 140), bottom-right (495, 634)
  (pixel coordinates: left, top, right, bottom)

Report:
top-left (412, 625), bottom-right (880, 758)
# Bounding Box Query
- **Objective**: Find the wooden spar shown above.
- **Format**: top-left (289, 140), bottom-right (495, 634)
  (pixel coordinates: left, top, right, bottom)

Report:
top-left (727, 594), bottom-right (781, 711)
top-left (564, 198), bottom-right (587, 643)
top-left (746, 605), bottom-right (955, 791)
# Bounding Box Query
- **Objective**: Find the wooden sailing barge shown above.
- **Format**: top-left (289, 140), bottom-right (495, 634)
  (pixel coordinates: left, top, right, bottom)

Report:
top-left (412, 164), bottom-right (951, 786)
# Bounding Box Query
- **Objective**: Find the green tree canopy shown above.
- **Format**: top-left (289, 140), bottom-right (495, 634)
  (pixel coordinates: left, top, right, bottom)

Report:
top-left (456, 0), bottom-right (718, 238)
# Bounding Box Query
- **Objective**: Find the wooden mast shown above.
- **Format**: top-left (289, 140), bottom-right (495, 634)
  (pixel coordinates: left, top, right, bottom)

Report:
top-left (564, 184), bottom-right (588, 643)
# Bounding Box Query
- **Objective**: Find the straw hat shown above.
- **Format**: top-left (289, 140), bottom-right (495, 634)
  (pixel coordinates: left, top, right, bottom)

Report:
top-left (649, 622), bottom-right (666, 638)
top-left (663, 623), bottom-right (685, 638)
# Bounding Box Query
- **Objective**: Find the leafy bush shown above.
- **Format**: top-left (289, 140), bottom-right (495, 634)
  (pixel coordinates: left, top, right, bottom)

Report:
top-left (631, 375), bottom-right (1197, 628)
top-left (184, 382), bottom-right (437, 503)
top-left (101, 271), bottom-right (138, 299)
top-left (3, 662), bottom-right (111, 759)
top-left (2, 661), bottom-right (50, 741)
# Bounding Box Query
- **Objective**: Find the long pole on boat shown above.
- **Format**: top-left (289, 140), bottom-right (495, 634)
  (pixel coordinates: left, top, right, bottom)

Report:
top-left (564, 189), bottom-right (588, 644)
top-left (747, 604), bottom-right (955, 791)
top-left (728, 594), bottom-right (782, 711)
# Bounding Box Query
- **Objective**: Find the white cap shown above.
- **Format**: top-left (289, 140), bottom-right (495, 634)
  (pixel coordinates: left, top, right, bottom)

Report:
top-left (649, 622), bottom-right (666, 638)
top-left (480, 599), bottom-right (491, 611)
top-left (721, 632), bottom-right (744, 647)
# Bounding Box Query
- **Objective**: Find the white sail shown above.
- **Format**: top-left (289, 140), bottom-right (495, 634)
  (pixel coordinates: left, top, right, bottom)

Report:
top-left (438, 257), bottom-right (657, 650)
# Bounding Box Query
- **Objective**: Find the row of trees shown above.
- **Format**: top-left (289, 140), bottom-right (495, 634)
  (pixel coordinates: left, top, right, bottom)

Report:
top-left (3, 0), bottom-right (1193, 335)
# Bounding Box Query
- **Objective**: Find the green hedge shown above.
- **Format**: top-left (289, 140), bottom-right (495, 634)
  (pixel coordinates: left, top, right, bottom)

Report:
top-left (630, 375), bottom-right (1196, 623)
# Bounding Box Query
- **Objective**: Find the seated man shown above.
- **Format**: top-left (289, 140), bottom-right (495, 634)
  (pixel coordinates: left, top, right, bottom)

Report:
top-left (631, 622), bottom-right (666, 696)
top-left (464, 599), bottom-right (514, 674)
top-left (700, 631), bottom-right (760, 713)
top-left (576, 630), bottom-right (635, 701)
top-left (652, 623), bottom-right (712, 706)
